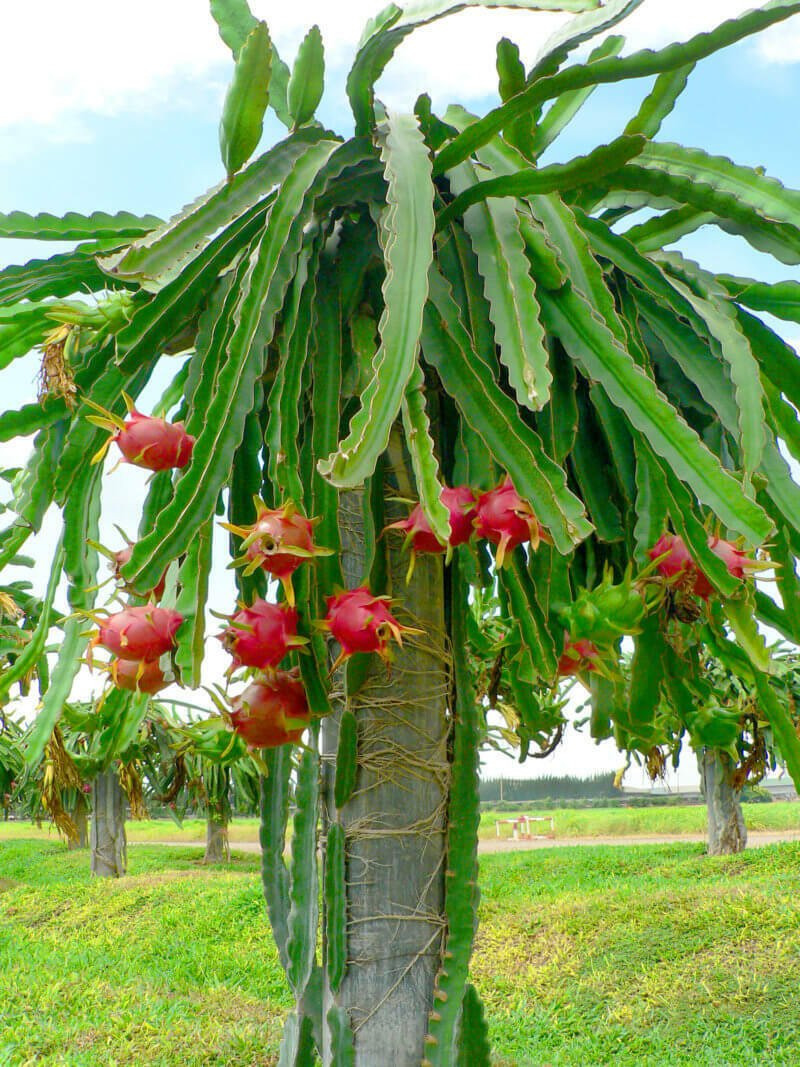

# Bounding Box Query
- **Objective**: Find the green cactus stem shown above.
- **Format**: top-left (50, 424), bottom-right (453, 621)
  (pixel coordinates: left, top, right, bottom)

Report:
top-left (327, 1004), bottom-right (355, 1066)
top-left (286, 729), bottom-right (320, 995)
top-left (423, 557), bottom-right (482, 1066)
top-left (259, 745), bottom-right (293, 971)
top-left (456, 984), bottom-right (491, 1066)
top-left (325, 820), bottom-right (347, 993)
top-left (277, 1011), bottom-right (316, 1067)
top-left (333, 710), bottom-right (358, 809)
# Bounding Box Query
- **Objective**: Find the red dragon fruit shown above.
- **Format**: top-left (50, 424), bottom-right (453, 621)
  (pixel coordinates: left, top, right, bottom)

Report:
top-left (110, 657), bottom-right (169, 695)
top-left (86, 392), bottom-right (194, 471)
top-left (322, 586), bottom-right (421, 670)
top-left (475, 476), bottom-right (548, 567)
top-left (385, 486), bottom-right (477, 573)
top-left (95, 605), bottom-right (183, 661)
top-left (223, 500), bottom-right (332, 605)
top-left (229, 670), bottom-right (310, 749)
top-left (219, 599), bottom-right (306, 672)
top-left (112, 411), bottom-right (194, 471)
top-left (648, 532), bottom-right (763, 601)
top-left (113, 544), bottom-right (167, 601)
top-left (557, 636), bottom-right (600, 678)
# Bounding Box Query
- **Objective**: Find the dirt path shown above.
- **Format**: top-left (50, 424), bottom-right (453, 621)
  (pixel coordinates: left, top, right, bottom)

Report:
top-left (131, 829), bottom-right (800, 855)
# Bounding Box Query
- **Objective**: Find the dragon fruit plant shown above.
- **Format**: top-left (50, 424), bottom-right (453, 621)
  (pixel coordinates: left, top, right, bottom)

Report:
top-left (7, 0), bottom-right (800, 1061)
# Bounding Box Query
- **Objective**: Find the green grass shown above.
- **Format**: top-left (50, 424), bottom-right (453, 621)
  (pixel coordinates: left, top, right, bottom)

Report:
top-left (3, 799), bottom-right (798, 847)
top-left (480, 799), bottom-right (800, 839)
top-left (1, 839), bottom-right (799, 1065)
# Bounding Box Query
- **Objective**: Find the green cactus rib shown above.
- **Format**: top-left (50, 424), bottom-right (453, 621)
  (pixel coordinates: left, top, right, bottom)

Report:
top-left (259, 748), bottom-right (293, 972)
top-left (277, 1011), bottom-right (316, 1067)
top-left (0, 537), bottom-right (64, 706)
top-left (5, 422), bottom-right (64, 547)
top-left (325, 820), bottom-right (347, 994)
top-left (210, 0), bottom-right (258, 55)
top-left (530, 35), bottom-right (625, 158)
top-left (286, 733), bottom-right (320, 995)
top-left (292, 567), bottom-right (331, 719)
top-left (311, 279), bottom-right (344, 593)
top-left (346, 0), bottom-right (596, 135)
top-left (768, 529), bottom-right (800, 642)
top-left (102, 129), bottom-right (328, 286)
top-left (434, 0), bottom-right (800, 174)
top-left (24, 616), bottom-right (91, 768)
top-left (655, 252), bottom-right (766, 484)
top-left (174, 517), bottom-right (213, 689)
top-left (424, 557), bottom-right (482, 1066)
top-left (326, 1004), bottom-right (355, 1067)
top-left (228, 402), bottom-right (268, 605)
top-left (0, 209), bottom-right (161, 241)
top-left (438, 134), bottom-right (645, 230)
top-left (267, 240), bottom-right (318, 502)
top-left (287, 26), bottom-right (325, 129)
top-left (423, 266), bottom-right (591, 553)
top-left (182, 258), bottom-right (248, 438)
top-left (402, 360), bottom-right (450, 544)
top-left (99, 691), bottom-right (150, 762)
top-left (318, 111), bottom-right (435, 488)
top-left (444, 155), bottom-right (554, 414)
top-left (499, 551), bottom-right (557, 680)
top-left (121, 140), bottom-right (340, 593)
top-left (219, 21), bottom-right (272, 180)
top-left (0, 244), bottom-right (127, 305)
top-left (456, 983), bottom-right (491, 1066)
top-left (334, 710), bottom-right (358, 811)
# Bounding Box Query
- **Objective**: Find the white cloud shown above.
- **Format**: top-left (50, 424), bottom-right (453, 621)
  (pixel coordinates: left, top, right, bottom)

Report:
top-left (0, 1), bottom-right (796, 146)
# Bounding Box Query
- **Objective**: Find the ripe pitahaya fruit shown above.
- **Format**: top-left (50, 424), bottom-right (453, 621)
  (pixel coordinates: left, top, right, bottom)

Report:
top-left (557, 637), bottom-right (600, 677)
top-left (648, 532), bottom-right (763, 601)
top-left (113, 544), bottom-right (167, 602)
top-left (112, 411), bottom-right (194, 471)
top-left (86, 393), bottom-right (194, 471)
top-left (322, 586), bottom-right (420, 670)
top-left (110, 657), bottom-right (169, 695)
top-left (475, 476), bottom-right (547, 567)
top-left (219, 599), bottom-right (306, 672)
top-left (229, 670), bottom-right (310, 748)
top-left (95, 605), bottom-right (183, 661)
top-left (224, 499), bottom-right (332, 605)
top-left (385, 486), bottom-right (477, 576)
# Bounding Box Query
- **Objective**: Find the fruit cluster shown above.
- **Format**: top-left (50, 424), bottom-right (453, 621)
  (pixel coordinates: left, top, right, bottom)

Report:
top-left (386, 475), bottom-right (548, 571)
top-left (554, 532), bottom-right (764, 684)
top-left (89, 403), bottom-right (766, 740)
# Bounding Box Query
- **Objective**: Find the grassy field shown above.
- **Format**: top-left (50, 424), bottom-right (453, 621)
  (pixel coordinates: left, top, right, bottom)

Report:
top-left (1, 838), bottom-right (799, 1065)
top-left (2, 799), bottom-right (800, 845)
top-left (480, 800), bottom-right (800, 839)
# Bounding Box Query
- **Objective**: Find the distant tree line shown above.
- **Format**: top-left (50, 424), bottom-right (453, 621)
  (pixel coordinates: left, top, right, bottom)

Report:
top-left (479, 773), bottom-right (618, 804)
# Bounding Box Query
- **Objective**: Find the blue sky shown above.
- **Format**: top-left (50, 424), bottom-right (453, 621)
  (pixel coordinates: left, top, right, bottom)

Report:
top-left (2, 0), bottom-right (800, 785)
